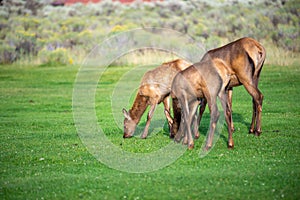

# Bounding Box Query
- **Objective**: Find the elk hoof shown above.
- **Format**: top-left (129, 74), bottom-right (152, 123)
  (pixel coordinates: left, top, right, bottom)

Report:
top-left (174, 138), bottom-right (181, 143)
top-left (140, 134), bottom-right (147, 139)
top-left (255, 130), bottom-right (262, 136)
top-left (203, 145), bottom-right (211, 151)
top-left (123, 134), bottom-right (133, 138)
top-left (249, 129), bottom-right (255, 134)
top-left (194, 132), bottom-right (200, 139)
top-left (169, 133), bottom-right (175, 139)
top-left (188, 143), bottom-right (194, 150)
top-left (228, 143), bottom-right (234, 149)
top-left (174, 133), bottom-right (182, 143)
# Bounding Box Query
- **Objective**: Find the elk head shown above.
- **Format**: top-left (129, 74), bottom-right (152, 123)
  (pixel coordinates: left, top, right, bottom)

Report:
top-left (122, 108), bottom-right (136, 138)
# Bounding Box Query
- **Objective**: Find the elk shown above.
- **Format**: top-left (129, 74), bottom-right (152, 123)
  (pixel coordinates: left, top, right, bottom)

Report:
top-left (171, 59), bottom-right (232, 150)
top-left (172, 37), bottom-right (266, 149)
top-left (122, 59), bottom-right (191, 139)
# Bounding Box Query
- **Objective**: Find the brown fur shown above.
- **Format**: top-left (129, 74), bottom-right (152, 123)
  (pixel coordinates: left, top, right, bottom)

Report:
top-left (172, 37), bottom-right (266, 149)
top-left (122, 59), bottom-right (191, 138)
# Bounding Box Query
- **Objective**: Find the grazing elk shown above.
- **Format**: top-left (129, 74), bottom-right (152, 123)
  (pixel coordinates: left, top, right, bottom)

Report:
top-left (171, 59), bottom-right (232, 150)
top-left (122, 59), bottom-right (191, 139)
top-left (172, 37), bottom-right (266, 149)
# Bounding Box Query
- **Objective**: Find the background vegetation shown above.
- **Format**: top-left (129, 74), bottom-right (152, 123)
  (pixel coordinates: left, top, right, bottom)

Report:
top-left (0, 0), bottom-right (299, 65)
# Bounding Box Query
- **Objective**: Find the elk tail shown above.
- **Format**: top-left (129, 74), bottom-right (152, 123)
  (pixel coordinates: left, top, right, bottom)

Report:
top-left (247, 43), bottom-right (266, 85)
top-left (253, 44), bottom-right (266, 85)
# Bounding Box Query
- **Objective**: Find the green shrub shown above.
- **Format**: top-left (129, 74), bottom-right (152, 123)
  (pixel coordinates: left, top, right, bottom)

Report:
top-left (273, 24), bottom-right (300, 52)
top-left (0, 43), bottom-right (17, 64)
top-left (0, 0), bottom-right (298, 66)
top-left (38, 47), bottom-right (73, 66)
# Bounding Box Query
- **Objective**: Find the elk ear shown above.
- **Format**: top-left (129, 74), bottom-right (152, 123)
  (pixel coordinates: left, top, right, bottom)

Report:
top-left (122, 108), bottom-right (131, 120)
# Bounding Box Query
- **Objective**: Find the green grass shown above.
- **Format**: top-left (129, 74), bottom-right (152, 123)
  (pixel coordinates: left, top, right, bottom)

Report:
top-left (0, 63), bottom-right (299, 199)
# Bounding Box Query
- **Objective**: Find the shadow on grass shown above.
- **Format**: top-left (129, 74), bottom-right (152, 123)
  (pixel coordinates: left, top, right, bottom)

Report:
top-left (130, 111), bottom-right (251, 145)
top-left (174, 112), bottom-right (251, 146)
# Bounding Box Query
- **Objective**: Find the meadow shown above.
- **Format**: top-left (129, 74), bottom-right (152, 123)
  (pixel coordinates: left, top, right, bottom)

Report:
top-left (0, 61), bottom-right (299, 199)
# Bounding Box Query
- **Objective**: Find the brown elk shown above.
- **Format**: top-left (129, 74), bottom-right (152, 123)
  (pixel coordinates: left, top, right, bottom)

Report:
top-left (122, 59), bottom-right (191, 139)
top-left (172, 37), bottom-right (266, 149)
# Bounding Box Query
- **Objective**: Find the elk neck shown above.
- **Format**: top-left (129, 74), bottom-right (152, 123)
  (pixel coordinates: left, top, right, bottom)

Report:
top-left (129, 93), bottom-right (149, 124)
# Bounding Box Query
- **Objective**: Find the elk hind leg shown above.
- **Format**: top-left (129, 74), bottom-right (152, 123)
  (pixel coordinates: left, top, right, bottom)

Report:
top-left (243, 83), bottom-right (264, 136)
top-left (205, 99), bottom-right (220, 151)
top-left (183, 99), bottom-right (199, 149)
top-left (187, 99), bottom-right (199, 149)
top-left (249, 98), bottom-right (256, 134)
top-left (193, 98), bottom-right (206, 139)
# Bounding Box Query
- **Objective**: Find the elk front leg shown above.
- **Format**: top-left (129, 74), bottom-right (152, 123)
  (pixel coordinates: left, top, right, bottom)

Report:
top-left (174, 117), bottom-right (184, 143)
top-left (227, 88), bottom-right (235, 132)
top-left (163, 96), bottom-right (174, 138)
top-left (141, 104), bottom-right (157, 139)
top-left (220, 90), bottom-right (234, 149)
top-left (192, 113), bottom-right (199, 139)
top-left (171, 97), bottom-right (181, 139)
top-left (174, 98), bottom-right (189, 144)
top-left (174, 99), bottom-right (185, 143)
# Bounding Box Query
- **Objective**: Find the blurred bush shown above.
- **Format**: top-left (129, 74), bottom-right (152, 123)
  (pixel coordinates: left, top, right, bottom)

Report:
top-left (38, 47), bottom-right (73, 66)
top-left (0, 0), bottom-right (299, 65)
top-left (0, 43), bottom-right (17, 64)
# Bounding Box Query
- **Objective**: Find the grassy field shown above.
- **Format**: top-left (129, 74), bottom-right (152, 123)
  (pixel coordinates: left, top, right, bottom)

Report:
top-left (0, 63), bottom-right (299, 199)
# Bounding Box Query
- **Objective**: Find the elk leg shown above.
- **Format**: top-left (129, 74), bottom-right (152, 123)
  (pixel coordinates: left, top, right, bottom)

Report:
top-left (174, 98), bottom-right (185, 143)
top-left (172, 97), bottom-right (182, 139)
top-left (255, 94), bottom-right (263, 136)
top-left (192, 112), bottom-right (199, 139)
top-left (187, 100), bottom-right (200, 149)
top-left (243, 83), bottom-right (263, 136)
top-left (181, 99), bottom-right (198, 149)
top-left (182, 100), bottom-right (188, 145)
top-left (249, 78), bottom-right (263, 134)
top-left (205, 98), bottom-right (220, 151)
top-left (182, 99), bottom-right (189, 145)
top-left (254, 78), bottom-right (264, 136)
top-left (192, 99), bottom-right (202, 139)
top-left (163, 96), bottom-right (174, 137)
top-left (194, 98), bottom-right (207, 139)
top-left (141, 104), bottom-right (157, 139)
top-left (249, 98), bottom-right (256, 134)
top-left (175, 117), bottom-right (184, 143)
top-left (227, 88), bottom-right (235, 132)
top-left (220, 90), bottom-right (234, 149)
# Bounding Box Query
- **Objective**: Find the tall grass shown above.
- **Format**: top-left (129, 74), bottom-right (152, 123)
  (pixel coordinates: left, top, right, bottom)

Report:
top-left (110, 40), bottom-right (299, 67)
top-left (263, 41), bottom-right (300, 66)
